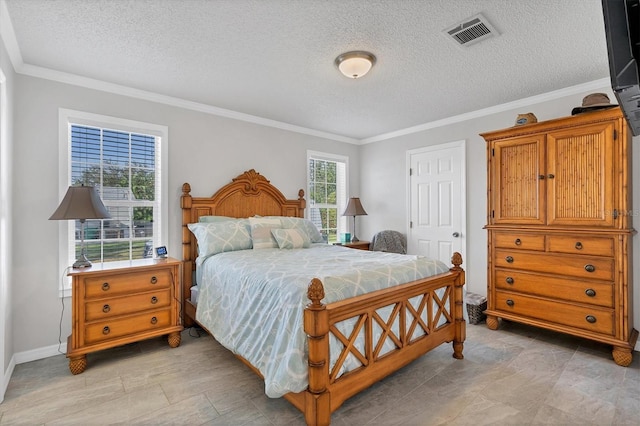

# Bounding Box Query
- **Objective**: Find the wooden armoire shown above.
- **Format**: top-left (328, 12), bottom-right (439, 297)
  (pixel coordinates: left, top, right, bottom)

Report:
top-left (481, 107), bottom-right (637, 366)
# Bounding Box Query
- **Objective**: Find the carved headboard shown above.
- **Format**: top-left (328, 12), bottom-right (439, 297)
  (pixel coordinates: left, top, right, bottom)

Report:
top-left (180, 169), bottom-right (306, 288)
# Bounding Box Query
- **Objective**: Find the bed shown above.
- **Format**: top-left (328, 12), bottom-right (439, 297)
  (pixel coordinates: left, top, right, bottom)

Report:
top-left (181, 169), bottom-right (466, 425)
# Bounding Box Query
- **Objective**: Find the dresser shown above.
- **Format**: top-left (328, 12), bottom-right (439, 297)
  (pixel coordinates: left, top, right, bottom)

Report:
top-left (66, 257), bottom-right (183, 374)
top-left (481, 107), bottom-right (637, 366)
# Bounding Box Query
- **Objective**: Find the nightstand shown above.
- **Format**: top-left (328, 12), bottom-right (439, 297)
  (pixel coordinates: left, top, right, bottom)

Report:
top-left (335, 241), bottom-right (371, 250)
top-left (66, 257), bottom-right (183, 374)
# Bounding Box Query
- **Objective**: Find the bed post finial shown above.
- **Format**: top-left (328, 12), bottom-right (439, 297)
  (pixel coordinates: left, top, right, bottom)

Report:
top-left (307, 278), bottom-right (325, 308)
top-left (182, 182), bottom-right (191, 195)
top-left (450, 252), bottom-right (463, 271)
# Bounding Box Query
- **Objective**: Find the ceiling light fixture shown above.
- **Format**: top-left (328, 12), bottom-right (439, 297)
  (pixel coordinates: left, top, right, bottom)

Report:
top-left (335, 51), bottom-right (376, 79)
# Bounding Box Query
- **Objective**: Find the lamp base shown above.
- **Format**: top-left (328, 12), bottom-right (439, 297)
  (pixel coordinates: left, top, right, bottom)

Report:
top-left (73, 254), bottom-right (93, 269)
top-left (351, 235), bottom-right (359, 242)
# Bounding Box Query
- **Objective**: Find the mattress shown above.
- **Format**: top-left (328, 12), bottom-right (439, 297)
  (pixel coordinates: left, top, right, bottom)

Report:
top-left (195, 244), bottom-right (449, 397)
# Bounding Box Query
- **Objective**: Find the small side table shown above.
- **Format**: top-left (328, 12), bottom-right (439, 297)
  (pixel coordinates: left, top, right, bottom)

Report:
top-left (335, 241), bottom-right (371, 250)
top-left (66, 257), bottom-right (183, 374)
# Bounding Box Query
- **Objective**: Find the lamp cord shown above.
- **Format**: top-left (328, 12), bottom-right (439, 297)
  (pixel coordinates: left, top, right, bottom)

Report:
top-left (58, 266), bottom-right (71, 355)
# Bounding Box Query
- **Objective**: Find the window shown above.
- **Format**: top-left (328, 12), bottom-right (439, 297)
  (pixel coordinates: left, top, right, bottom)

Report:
top-left (307, 151), bottom-right (348, 243)
top-left (58, 110), bottom-right (168, 293)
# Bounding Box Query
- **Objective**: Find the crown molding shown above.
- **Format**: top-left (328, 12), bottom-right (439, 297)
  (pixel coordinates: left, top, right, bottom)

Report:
top-left (360, 78), bottom-right (611, 144)
top-left (17, 63), bottom-right (359, 144)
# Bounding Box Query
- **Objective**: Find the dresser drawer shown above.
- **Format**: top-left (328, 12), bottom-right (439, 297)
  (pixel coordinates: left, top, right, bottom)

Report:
top-left (83, 269), bottom-right (172, 299)
top-left (494, 233), bottom-right (545, 251)
top-left (494, 269), bottom-right (614, 308)
top-left (84, 289), bottom-right (172, 321)
top-left (84, 309), bottom-right (172, 344)
top-left (495, 291), bottom-right (614, 335)
top-left (494, 249), bottom-right (614, 281)
top-left (547, 235), bottom-right (615, 257)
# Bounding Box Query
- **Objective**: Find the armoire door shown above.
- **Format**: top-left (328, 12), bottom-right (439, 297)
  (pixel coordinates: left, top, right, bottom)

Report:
top-left (491, 135), bottom-right (546, 225)
top-left (546, 121), bottom-right (616, 227)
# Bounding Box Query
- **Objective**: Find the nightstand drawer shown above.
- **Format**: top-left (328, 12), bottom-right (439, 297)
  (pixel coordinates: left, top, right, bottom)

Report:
top-left (495, 291), bottom-right (614, 335)
top-left (494, 233), bottom-right (545, 251)
top-left (547, 235), bottom-right (615, 257)
top-left (84, 289), bottom-right (172, 321)
top-left (84, 309), bottom-right (172, 344)
top-left (84, 269), bottom-right (172, 298)
top-left (494, 249), bottom-right (614, 280)
top-left (494, 269), bottom-right (614, 308)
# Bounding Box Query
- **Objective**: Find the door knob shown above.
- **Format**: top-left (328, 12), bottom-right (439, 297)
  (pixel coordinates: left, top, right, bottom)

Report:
top-left (452, 232), bottom-right (460, 238)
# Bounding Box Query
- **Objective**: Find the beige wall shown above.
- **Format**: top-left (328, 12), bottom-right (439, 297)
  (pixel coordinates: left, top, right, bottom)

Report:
top-left (11, 74), bottom-right (359, 355)
top-left (0, 27), bottom-right (15, 399)
top-left (359, 87), bottom-right (640, 351)
top-left (5, 47), bottom-right (640, 363)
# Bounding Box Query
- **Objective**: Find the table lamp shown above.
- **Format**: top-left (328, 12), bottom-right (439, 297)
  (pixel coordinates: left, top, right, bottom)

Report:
top-left (49, 185), bottom-right (111, 268)
top-left (342, 197), bottom-right (367, 242)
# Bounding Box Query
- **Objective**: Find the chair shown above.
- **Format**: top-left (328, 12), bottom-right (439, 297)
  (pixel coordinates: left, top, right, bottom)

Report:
top-left (370, 230), bottom-right (407, 254)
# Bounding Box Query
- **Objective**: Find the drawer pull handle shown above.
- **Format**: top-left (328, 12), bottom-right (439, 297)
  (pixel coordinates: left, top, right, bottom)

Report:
top-left (584, 264), bottom-right (596, 273)
top-left (575, 242), bottom-right (583, 250)
top-left (585, 315), bottom-right (597, 324)
top-left (505, 277), bottom-right (514, 284)
top-left (150, 276), bottom-right (158, 284)
top-left (150, 316), bottom-right (158, 325)
top-left (539, 175), bottom-right (545, 180)
top-left (547, 174), bottom-right (555, 179)
top-left (514, 238), bottom-right (521, 246)
top-left (506, 299), bottom-right (514, 307)
top-left (102, 282), bottom-right (110, 291)
top-left (102, 304), bottom-right (110, 313)
top-left (151, 296), bottom-right (158, 304)
top-left (585, 288), bottom-right (597, 297)
top-left (505, 256), bottom-right (514, 263)
top-left (102, 326), bottom-right (110, 335)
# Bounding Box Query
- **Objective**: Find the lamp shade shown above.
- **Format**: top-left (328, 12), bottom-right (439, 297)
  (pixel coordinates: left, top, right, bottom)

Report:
top-left (335, 51), bottom-right (376, 79)
top-left (49, 185), bottom-right (111, 220)
top-left (342, 197), bottom-right (368, 217)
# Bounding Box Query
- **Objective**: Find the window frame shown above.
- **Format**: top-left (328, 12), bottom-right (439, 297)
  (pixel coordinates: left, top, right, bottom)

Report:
top-left (57, 109), bottom-right (168, 297)
top-left (307, 150), bottom-right (349, 243)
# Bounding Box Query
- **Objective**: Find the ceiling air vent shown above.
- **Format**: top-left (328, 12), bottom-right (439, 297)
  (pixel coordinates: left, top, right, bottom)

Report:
top-left (444, 14), bottom-right (498, 47)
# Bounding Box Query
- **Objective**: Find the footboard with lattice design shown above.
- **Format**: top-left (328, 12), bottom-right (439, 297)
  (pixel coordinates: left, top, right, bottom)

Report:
top-left (283, 253), bottom-right (465, 426)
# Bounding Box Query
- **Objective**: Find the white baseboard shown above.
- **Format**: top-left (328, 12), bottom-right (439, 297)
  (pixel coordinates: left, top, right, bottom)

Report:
top-left (13, 341), bottom-right (67, 365)
top-left (1, 354), bottom-right (15, 404)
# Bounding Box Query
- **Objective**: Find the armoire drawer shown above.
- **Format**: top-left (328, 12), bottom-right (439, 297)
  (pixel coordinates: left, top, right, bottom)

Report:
top-left (83, 269), bottom-right (172, 298)
top-left (495, 291), bottom-right (614, 336)
top-left (84, 309), bottom-right (172, 344)
top-left (494, 249), bottom-right (614, 281)
top-left (547, 235), bottom-right (615, 257)
top-left (494, 269), bottom-right (613, 308)
top-left (494, 233), bottom-right (545, 251)
top-left (84, 288), bottom-right (172, 321)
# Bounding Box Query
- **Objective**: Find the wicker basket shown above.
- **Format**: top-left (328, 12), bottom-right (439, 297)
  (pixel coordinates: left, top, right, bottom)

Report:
top-left (465, 292), bottom-right (487, 325)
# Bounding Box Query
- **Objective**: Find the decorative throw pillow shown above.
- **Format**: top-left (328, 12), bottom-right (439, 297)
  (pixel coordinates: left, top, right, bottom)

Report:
top-left (187, 219), bottom-right (252, 259)
top-left (270, 216), bottom-right (325, 243)
top-left (271, 228), bottom-right (311, 249)
top-left (249, 217), bottom-right (282, 249)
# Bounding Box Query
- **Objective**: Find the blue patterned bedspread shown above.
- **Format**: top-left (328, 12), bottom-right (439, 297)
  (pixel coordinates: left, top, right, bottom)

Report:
top-left (196, 244), bottom-right (449, 397)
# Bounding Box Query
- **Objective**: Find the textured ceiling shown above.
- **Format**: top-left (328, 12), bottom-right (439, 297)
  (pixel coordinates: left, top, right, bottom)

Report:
top-left (2, 0), bottom-right (610, 141)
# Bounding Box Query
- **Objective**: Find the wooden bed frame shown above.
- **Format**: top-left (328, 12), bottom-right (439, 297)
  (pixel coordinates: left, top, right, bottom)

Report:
top-left (181, 169), bottom-right (466, 425)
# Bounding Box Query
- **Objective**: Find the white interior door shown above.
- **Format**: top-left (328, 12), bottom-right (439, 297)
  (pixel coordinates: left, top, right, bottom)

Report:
top-left (407, 141), bottom-right (466, 265)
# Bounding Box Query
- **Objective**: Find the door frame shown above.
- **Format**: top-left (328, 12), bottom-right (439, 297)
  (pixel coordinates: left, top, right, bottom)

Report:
top-left (406, 140), bottom-right (467, 262)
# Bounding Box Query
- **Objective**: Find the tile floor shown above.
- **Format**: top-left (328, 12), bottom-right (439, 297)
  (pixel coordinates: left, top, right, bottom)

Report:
top-left (0, 321), bottom-right (638, 425)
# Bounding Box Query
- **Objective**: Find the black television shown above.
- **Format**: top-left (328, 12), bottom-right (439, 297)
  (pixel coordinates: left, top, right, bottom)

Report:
top-left (602, 0), bottom-right (640, 136)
